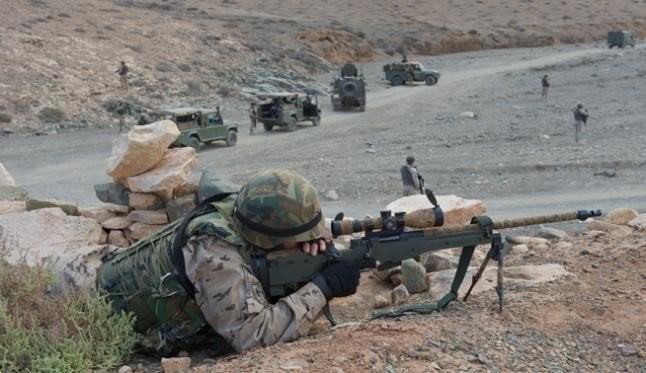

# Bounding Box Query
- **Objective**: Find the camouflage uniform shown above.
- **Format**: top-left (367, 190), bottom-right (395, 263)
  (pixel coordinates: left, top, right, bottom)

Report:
top-left (401, 158), bottom-right (421, 196)
top-left (573, 104), bottom-right (589, 143)
top-left (89, 170), bottom-right (339, 356)
top-left (541, 75), bottom-right (550, 99)
top-left (249, 103), bottom-right (257, 135)
top-left (116, 62), bottom-right (129, 90)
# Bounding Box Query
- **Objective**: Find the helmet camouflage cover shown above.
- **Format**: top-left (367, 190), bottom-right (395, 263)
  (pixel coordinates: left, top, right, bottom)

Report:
top-left (233, 169), bottom-right (326, 249)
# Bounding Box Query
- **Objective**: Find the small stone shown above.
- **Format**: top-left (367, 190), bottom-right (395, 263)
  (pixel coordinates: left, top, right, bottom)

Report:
top-left (407, 349), bottom-right (419, 358)
top-left (127, 209), bottom-right (169, 225)
top-left (94, 182), bottom-right (129, 206)
top-left (161, 357), bottom-right (191, 373)
top-left (506, 236), bottom-right (549, 248)
top-left (389, 272), bottom-right (402, 286)
top-left (99, 229), bottom-right (108, 244)
top-left (99, 202), bottom-right (130, 214)
top-left (555, 241), bottom-right (573, 250)
top-left (511, 244), bottom-right (529, 255)
top-left (430, 362), bottom-right (441, 370)
top-left (108, 230), bottom-right (130, 247)
top-left (118, 366), bottom-right (133, 373)
top-left (424, 252), bottom-right (458, 272)
top-left (401, 258), bottom-right (428, 293)
top-left (458, 111), bottom-right (476, 118)
top-left (102, 216), bottom-right (133, 230)
top-left (323, 190), bottom-right (339, 201)
top-left (391, 284), bottom-right (409, 305)
top-left (366, 148), bottom-right (376, 153)
top-left (78, 206), bottom-right (117, 223)
top-left (536, 227), bottom-right (568, 239)
top-left (617, 344), bottom-right (638, 356)
top-left (373, 294), bottom-right (390, 308)
top-left (129, 192), bottom-right (163, 210)
top-left (126, 222), bottom-right (165, 242)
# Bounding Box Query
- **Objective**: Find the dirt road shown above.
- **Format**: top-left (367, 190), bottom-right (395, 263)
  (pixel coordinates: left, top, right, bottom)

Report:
top-left (2, 44), bottom-right (645, 218)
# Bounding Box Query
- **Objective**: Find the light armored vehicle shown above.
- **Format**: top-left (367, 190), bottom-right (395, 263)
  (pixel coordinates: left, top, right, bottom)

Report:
top-left (331, 63), bottom-right (366, 112)
top-left (383, 60), bottom-right (440, 86)
top-left (159, 108), bottom-right (238, 148)
top-left (607, 31), bottom-right (636, 48)
top-left (256, 93), bottom-right (321, 132)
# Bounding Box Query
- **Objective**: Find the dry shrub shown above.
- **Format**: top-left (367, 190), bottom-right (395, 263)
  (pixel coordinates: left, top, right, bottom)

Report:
top-left (0, 113), bottom-right (12, 123)
top-left (37, 107), bottom-right (66, 123)
top-left (0, 260), bottom-right (139, 371)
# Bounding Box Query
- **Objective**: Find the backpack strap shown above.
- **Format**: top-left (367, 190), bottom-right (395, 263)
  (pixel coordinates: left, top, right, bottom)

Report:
top-left (171, 192), bottom-right (236, 298)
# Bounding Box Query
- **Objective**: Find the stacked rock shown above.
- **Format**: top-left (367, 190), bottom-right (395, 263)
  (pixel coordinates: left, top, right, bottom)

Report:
top-left (92, 120), bottom-right (200, 247)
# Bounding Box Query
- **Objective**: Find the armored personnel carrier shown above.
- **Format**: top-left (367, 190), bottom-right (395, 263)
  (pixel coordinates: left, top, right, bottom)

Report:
top-left (331, 63), bottom-right (366, 112)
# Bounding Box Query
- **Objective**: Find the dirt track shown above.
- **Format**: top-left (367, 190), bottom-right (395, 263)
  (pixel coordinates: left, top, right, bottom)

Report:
top-left (2, 43), bottom-right (646, 219)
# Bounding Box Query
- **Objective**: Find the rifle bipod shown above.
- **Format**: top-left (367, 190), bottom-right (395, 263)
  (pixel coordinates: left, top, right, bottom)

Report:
top-left (463, 232), bottom-right (505, 312)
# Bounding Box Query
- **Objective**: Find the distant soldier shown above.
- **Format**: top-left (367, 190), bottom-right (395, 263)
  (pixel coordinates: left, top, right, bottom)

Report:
top-left (401, 155), bottom-right (423, 196)
top-left (401, 53), bottom-right (408, 63)
top-left (115, 101), bottom-right (130, 133)
top-left (115, 61), bottom-right (129, 90)
top-left (249, 102), bottom-right (257, 135)
top-left (541, 74), bottom-right (550, 99)
top-left (573, 103), bottom-right (589, 144)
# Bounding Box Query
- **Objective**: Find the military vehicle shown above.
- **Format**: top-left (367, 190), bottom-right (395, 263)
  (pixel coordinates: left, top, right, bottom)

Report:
top-left (256, 93), bottom-right (321, 132)
top-left (607, 31), bottom-right (636, 48)
top-left (330, 63), bottom-right (366, 112)
top-left (383, 60), bottom-right (441, 86)
top-left (157, 108), bottom-right (238, 148)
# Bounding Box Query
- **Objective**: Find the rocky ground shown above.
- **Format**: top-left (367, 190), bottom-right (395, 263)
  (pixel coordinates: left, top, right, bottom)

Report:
top-left (1, 0), bottom-right (645, 132)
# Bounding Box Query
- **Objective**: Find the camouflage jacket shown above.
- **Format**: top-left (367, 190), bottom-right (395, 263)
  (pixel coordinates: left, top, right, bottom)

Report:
top-left (96, 196), bottom-right (326, 356)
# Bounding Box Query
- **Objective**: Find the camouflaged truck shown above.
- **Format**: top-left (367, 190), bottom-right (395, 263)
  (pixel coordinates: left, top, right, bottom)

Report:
top-left (383, 60), bottom-right (441, 86)
top-left (160, 108), bottom-right (238, 149)
top-left (331, 63), bottom-right (366, 112)
top-left (256, 93), bottom-right (321, 132)
top-left (607, 31), bottom-right (636, 48)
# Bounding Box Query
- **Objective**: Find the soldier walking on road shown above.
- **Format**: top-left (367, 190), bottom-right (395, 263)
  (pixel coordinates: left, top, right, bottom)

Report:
top-left (541, 74), bottom-right (550, 99)
top-left (249, 102), bottom-right (257, 135)
top-left (401, 155), bottom-right (424, 196)
top-left (573, 103), bottom-right (589, 144)
top-left (115, 61), bottom-right (129, 90)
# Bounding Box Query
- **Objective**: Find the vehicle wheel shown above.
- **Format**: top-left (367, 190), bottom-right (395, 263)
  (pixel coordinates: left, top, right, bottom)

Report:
top-left (391, 75), bottom-right (404, 86)
top-left (189, 136), bottom-right (200, 150)
top-left (225, 131), bottom-right (237, 147)
top-left (263, 122), bottom-right (273, 132)
top-left (312, 117), bottom-right (320, 126)
top-left (425, 75), bottom-right (438, 86)
top-left (286, 116), bottom-right (297, 132)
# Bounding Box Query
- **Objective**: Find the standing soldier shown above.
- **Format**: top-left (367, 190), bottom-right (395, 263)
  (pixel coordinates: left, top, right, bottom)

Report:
top-left (573, 103), bottom-right (589, 144)
top-left (116, 61), bottom-right (129, 90)
top-left (400, 155), bottom-right (423, 196)
top-left (249, 102), bottom-right (257, 135)
top-left (541, 74), bottom-right (550, 99)
top-left (116, 101), bottom-right (130, 133)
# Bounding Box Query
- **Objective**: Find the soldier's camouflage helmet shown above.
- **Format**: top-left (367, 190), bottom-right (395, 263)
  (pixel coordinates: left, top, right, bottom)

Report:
top-left (232, 169), bottom-right (326, 249)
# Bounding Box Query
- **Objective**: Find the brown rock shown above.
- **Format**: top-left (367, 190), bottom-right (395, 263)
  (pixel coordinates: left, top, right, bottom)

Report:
top-left (26, 197), bottom-right (79, 216)
top-left (386, 194), bottom-right (486, 226)
top-left (391, 284), bottom-right (409, 305)
top-left (127, 147), bottom-right (197, 194)
top-left (126, 222), bottom-right (165, 242)
top-left (129, 192), bottom-right (163, 210)
top-left (424, 252), bottom-right (459, 272)
top-left (102, 216), bottom-right (132, 230)
top-left (373, 295), bottom-right (390, 308)
top-left (78, 206), bottom-right (117, 223)
top-left (389, 272), bottom-right (402, 287)
top-left (161, 357), bottom-right (191, 373)
top-left (99, 229), bottom-right (108, 244)
top-left (604, 208), bottom-right (639, 225)
top-left (99, 202), bottom-right (130, 214)
top-left (108, 230), bottom-right (130, 247)
top-left (127, 209), bottom-right (169, 225)
top-left (174, 170), bottom-right (202, 197)
top-left (401, 258), bottom-right (428, 293)
top-left (627, 214), bottom-right (646, 231)
top-left (506, 236), bottom-right (550, 248)
top-left (107, 120), bottom-right (180, 180)
top-left (609, 226), bottom-right (632, 238)
top-left (0, 208), bottom-right (103, 266)
top-left (0, 161), bottom-right (16, 186)
top-left (0, 200), bottom-right (26, 215)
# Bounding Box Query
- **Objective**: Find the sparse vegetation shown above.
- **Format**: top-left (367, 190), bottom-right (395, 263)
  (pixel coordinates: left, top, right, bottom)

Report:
top-left (0, 260), bottom-right (139, 372)
top-left (0, 113), bottom-right (12, 123)
top-left (37, 107), bottom-right (66, 123)
top-left (185, 80), bottom-right (204, 95)
top-left (216, 84), bottom-right (234, 97)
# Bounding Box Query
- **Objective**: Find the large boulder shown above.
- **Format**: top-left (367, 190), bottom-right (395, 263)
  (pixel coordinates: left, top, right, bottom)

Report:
top-left (106, 120), bottom-right (180, 180)
top-left (0, 208), bottom-right (103, 266)
top-left (386, 194), bottom-right (486, 226)
top-left (627, 214), bottom-right (646, 231)
top-left (0, 201), bottom-right (26, 215)
top-left (126, 147), bottom-right (197, 195)
top-left (0, 161), bottom-right (16, 186)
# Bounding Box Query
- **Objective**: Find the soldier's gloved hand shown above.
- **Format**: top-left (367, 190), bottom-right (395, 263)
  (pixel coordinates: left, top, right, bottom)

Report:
top-left (312, 262), bottom-right (360, 300)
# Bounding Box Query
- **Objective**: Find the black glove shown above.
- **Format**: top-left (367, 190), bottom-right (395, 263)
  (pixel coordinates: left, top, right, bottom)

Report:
top-left (311, 262), bottom-right (360, 300)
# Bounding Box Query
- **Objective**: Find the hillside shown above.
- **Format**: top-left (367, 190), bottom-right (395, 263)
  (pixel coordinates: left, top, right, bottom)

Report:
top-left (0, 0), bottom-right (645, 133)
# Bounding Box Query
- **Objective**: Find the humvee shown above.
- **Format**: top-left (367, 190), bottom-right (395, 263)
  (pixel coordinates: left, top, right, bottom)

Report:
top-left (331, 63), bottom-right (366, 112)
top-left (158, 108), bottom-right (238, 148)
top-left (256, 93), bottom-right (321, 132)
top-left (383, 60), bottom-right (441, 86)
top-left (607, 31), bottom-right (636, 48)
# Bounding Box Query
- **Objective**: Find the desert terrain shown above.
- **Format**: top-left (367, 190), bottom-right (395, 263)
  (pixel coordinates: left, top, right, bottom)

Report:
top-left (1, 0), bottom-right (645, 372)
